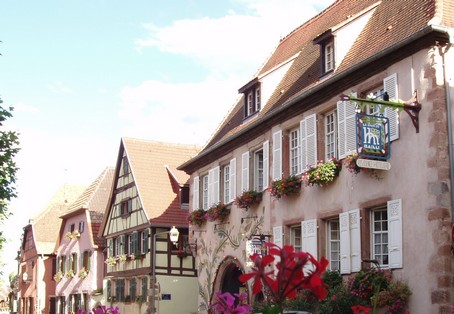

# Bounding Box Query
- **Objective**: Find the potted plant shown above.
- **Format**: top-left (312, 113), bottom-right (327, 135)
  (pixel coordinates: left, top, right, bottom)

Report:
top-left (65, 269), bottom-right (75, 278)
top-left (78, 267), bottom-right (88, 279)
top-left (175, 249), bottom-right (189, 258)
top-left (270, 175), bottom-right (303, 199)
top-left (205, 202), bottom-right (230, 222)
top-left (187, 208), bottom-right (207, 227)
top-left (234, 190), bottom-right (263, 210)
top-left (304, 158), bottom-right (342, 187)
top-left (117, 254), bottom-right (127, 262)
top-left (105, 256), bottom-right (117, 266)
top-left (53, 271), bottom-right (63, 282)
top-left (344, 153), bottom-right (361, 175)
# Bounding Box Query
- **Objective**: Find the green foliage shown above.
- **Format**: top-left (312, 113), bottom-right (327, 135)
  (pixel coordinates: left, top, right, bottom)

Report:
top-left (318, 283), bottom-right (355, 314)
top-left (322, 269), bottom-right (343, 288)
top-left (0, 99), bottom-right (20, 250)
top-left (305, 158), bottom-right (342, 187)
top-left (283, 290), bottom-right (317, 312)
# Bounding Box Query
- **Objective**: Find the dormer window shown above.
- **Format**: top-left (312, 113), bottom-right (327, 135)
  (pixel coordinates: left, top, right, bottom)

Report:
top-left (313, 30), bottom-right (335, 75)
top-left (324, 41), bottom-right (334, 72)
top-left (239, 78), bottom-right (261, 119)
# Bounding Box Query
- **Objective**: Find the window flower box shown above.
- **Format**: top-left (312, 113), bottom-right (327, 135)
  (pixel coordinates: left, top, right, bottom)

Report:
top-left (117, 254), bottom-right (127, 262)
top-left (270, 175), bottom-right (303, 200)
top-left (304, 158), bottom-right (342, 187)
top-left (78, 267), bottom-right (88, 279)
top-left (65, 230), bottom-right (81, 240)
top-left (53, 271), bottom-right (63, 282)
top-left (205, 202), bottom-right (230, 222)
top-left (105, 256), bottom-right (117, 266)
top-left (65, 269), bottom-right (75, 278)
top-left (188, 208), bottom-right (207, 227)
top-left (234, 190), bottom-right (263, 210)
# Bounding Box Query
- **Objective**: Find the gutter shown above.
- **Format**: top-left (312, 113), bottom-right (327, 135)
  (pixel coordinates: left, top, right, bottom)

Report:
top-left (179, 25), bottom-right (451, 172)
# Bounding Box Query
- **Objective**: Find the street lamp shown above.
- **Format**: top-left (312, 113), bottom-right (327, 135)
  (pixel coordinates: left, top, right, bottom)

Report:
top-left (152, 226), bottom-right (179, 314)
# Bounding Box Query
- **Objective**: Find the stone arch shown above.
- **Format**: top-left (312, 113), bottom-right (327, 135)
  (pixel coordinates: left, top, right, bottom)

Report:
top-left (211, 256), bottom-right (248, 303)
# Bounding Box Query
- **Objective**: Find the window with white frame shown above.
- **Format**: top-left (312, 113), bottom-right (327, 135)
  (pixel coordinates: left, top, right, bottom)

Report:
top-left (300, 114), bottom-right (317, 170)
top-left (242, 84), bottom-right (261, 119)
top-left (202, 175), bottom-right (209, 209)
top-left (222, 164), bottom-right (230, 204)
top-left (324, 41), bottom-right (334, 72)
top-left (290, 225), bottom-right (302, 253)
top-left (141, 229), bottom-right (149, 254)
top-left (327, 219), bottom-right (340, 271)
top-left (289, 128), bottom-right (301, 175)
top-left (254, 149), bottom-right (264, 191)
top-left (371, 206), bottom-right (389, 267)
top-left (325, 110), bottom-right (337, 160)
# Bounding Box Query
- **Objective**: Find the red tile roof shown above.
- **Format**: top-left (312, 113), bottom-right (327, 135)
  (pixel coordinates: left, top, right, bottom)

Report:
top-left (180, 0), bottom-right (453, 173)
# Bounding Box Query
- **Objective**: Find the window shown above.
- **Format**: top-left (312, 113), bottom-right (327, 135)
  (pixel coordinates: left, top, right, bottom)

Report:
top-left (240, 82), bottom-right (261, 119)
top-left (202, 175), bottom-right (209, 209)
top-left (79, 221), bottom-right (85, 233)
top-left (289, 128), bottom-right (301, 175)
top-left (70, 253), bottom-right (77, 272)
top-left (69, 224), bottom-right (75, 233)
top-left (327, 219), bottom-right (340, 271)
top-left (180, 186), bottom-right (190, 209)
top-left (222, 164), bottom-right (230, 204)
top-left (324, 41), bottom-right (334, 72)
top-left (116, 235), bottom-right (125, 255)
top-left (129, 232), bottom-right (139, 255)
top-left (58, 256), bottom-right (66, 273)
top-left (108, 238), bottom-right (115, 257)
top-left (254, 149), bottom-right (264, 191)
top-left (130, 278), bottom-right (137, 300)
top-left (290, 225), bottom-right (302, 252)
top-left (141, 229), bottom-right (149, 254)
top-left (82, 251), bottom-right (90, 271)
top-left (325, 111), bottom-right (337, 160)
top-left (122, 157), bottom-right (130, 176)
top-left (120, 199), bottom-right (132, 216)
top-left (141, 277), bottom-right (148, 299)
top-left (371, 207), bottom-right (388, 266)
top-left (115, 279), bottom-right (125, 302)
top-left (300, 114), bottom-right (317, 169)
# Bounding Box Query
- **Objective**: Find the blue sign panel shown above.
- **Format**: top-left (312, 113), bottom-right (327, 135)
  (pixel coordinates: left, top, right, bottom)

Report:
top-left (356, 113), bottom-right (390, 160)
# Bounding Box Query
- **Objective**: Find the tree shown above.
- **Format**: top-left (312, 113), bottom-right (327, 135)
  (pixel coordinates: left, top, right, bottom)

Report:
top-left (0, 97), bottom-right (20, 250)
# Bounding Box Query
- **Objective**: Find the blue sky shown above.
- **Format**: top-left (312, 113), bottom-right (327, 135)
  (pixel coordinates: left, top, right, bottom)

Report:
top-left (0, 0), bottom-right (334, 281)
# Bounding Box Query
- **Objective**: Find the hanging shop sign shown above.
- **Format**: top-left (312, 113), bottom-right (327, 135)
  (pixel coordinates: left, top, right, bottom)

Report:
top-left (245, 238), bottom-right (266, 267)
top-left (356, 113), bottom-right (390, 160)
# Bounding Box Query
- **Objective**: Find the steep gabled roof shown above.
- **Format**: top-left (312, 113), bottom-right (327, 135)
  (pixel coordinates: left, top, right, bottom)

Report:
top-left (180, 0), bottom-right (453, 173)
top-left (59, 167), bottom-right (115, 248)
top-left (105, 138), bottom-right (200, 228)
top-left (32, 184), bottom-right (86, 254)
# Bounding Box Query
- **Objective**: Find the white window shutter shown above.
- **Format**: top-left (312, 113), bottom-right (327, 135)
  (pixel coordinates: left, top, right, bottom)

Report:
top-left (337, 92), bottom-right (357, 159)
top-left (301, 114), bottom-right (317, 169)
top-left (241, 152), bottom-right (249, 191)
top-left (229, 158), bottom-right (236, 202)
top-left (193, 176), bottom-right (199, 211)
top-left (263, 141), bottom-right (269, 189)
top-left (384, 73), bottom-right (399, 141)
top-left (388, 199), bottom-right (403, 268)
top-left (339, 212), bottom-right (351, 274)
top-left (273, 130), bottom-right (282, 180)
top-left (302, 219), bottom-right (318, 259)
top-left (208, 168), bottom-right (220, 206)
top-left (349, 209), bottom-right (361, 272)
top-left (273, 226), bottom-right (283, 248)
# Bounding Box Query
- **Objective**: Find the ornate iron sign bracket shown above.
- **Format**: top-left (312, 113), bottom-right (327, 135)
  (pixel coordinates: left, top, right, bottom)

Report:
top-left (340, 90), bottom-right (422, 133)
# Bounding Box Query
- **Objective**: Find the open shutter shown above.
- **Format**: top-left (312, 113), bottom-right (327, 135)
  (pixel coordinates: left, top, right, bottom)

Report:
top-left (301, 114), bottom-right (317, 169)
top-left (302, 219), bottom-right (318, 259)
top-left (263, 141), bottom-right (269, 189)
top-left (193, 176), bottom-right (199, 211)
top-left (273, 226), bottom-right (283, 248)
top-left (349, 209), bottom-right (361, 272)
top-left (337, 92), bottom-right (357, 159)
top-left (229, 158), bottom-right (236, 201)
top-left (339, 212), bottom-right (351, 274)
top-left (208, 167), bottom-right (220, 206)
top-left (384, 73), bottom-right (399, 141)
top-left (241, 152), bottom-right (249, 191)
top-left (388, 199), bottom-right (403, 268)
top-left (273, 130), bottom-right (282, 180)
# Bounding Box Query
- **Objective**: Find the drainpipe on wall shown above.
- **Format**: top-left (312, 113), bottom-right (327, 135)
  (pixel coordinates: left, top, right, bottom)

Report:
top-left (440, 40), bottom-right (454, 254)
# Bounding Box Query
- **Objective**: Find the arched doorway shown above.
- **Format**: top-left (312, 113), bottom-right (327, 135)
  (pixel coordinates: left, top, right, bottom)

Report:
top-left (211, 256), bottom-right (248, 303)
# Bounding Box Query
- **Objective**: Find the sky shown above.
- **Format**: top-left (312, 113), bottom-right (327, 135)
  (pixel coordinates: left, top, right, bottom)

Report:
top-left (0, 0), bottom-right (335, 282)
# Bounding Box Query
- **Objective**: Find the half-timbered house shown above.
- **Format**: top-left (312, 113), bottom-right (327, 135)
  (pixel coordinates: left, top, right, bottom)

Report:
top-left (100, 137), bottom-right (199, 314)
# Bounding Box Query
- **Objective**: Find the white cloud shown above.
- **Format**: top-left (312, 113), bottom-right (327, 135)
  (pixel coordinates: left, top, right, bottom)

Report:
top-left (127, 0), bottom-right (335, 145)
top-left (119, 76), bottom-right (241, 146)
top-left (47, 81), bottom-right (73, 94)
